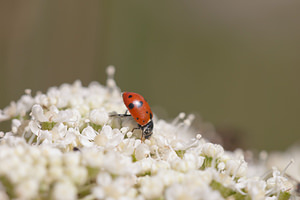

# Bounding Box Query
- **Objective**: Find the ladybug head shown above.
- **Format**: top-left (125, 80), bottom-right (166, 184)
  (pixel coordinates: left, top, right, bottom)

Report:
top-left (142, 120), bottom-right (153, 139)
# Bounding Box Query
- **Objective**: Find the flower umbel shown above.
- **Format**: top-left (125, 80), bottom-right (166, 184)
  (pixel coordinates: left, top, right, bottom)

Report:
top-left (0, 66), bottom-right (295, 200)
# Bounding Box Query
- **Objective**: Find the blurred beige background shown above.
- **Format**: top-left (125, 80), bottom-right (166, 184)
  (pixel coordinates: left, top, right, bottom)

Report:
top-left (1, 1), bottom-right (300, 151)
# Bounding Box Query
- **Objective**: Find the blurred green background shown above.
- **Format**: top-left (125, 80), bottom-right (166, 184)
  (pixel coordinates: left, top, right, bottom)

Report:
top-left (1, 1), bottom-right (300, 151)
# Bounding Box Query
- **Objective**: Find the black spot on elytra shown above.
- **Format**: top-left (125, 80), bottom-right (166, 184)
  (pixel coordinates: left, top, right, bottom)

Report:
top-left (150, 113), bottom-right (153, 119)
top-left (136, 117), bottom-right (139, 120)
top-left (143, 120), bottom-right (145, 123)
top-left (146, 111), bottom-right (148, 114)
top-left (128, 95), bottom-right (132, 98)
top-left (137, 101), bottom-right (143, 108)
top-left (128, 103), bottom-right (134, 109)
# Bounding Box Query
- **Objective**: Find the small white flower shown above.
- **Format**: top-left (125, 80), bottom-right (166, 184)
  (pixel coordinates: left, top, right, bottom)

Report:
top-left (81, 126), bottom-right (97, 140)
top-left (184, 152), bottom-right (204, 169)
top-left (99, 125), bottom-right (113, 138)
top-left (165, 183), bottom-right (223, 200)
top-left (226, 158), bottom-right (247, 178)
top-left (109, 129), bottom-right (124, 147)
top-left (80, 147), bottom-right (104, 167)
top-left (48, 165), bottom-right (64, 181)
top-left (65, 165), bottom-right (88, 185)
top-left (217, 162), bottom-right (226, 171)
top-left (94, 132), bottom-right (108, 146)
top-left (139, 176), bottom-right (164, 199)
top-left (202, 143), bottom-right (224, 158)
top-left (120, 126), bottom-right (130, 134)
top-left (247, 178), bottom-right (267, 200)
top-left (136, 157), bottom-right (155, 174)
top-left (89, 109), bottom-right (109, 125)
top-left (31, 104), bottom-right (48, 122)
top-left (165, 184), bottom-right (197, 200)
top-left (166, 184), bottom-right (190, 200)
top-left (94, 172), bottom-right (136, 199)
top-left (150, 160), bottom-right (170, 174)
top-left (96, 172), bottom-right (112, 186)
top-left (94, 125), bottom-right (123, 148)
top-left (15, 179), bottom-right (39, 200)
top-left (29, 121), bottom-right (41, 136)
top-left (37, 130), bottom-right (52, 145)
top-left (118, 138), bottom-right (137, 156)
top-left (78, 136), bottom-right (94, 147)
top-left (34, 94), bottom-right (48, 107)
top-left (266, 167), bottom-right (292, 194)
top-left (64, 152), bottom-right (81, 166)
top-left (135, 143), bottom-right (150, 160)
top-left (11, 119), bottom-right (21, 134)
top-left (52, 180), bottom-right (77, 200)
top-left (102, 151), bottom-right (137, 175)
top-left (171, 158), bottom-right (190, 172)
top-left (52, 109), bottom-right (74, 123)
top-left (126, 131), bottom-right (133, 138)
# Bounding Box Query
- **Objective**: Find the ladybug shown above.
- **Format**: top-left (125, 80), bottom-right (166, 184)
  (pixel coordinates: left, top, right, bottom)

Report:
top-left (113, 92), bottom-right (154, 140)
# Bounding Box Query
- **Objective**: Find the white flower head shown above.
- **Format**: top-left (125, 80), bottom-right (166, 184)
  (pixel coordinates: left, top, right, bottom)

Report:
top-left (0, 66), bottom-right (294, 200)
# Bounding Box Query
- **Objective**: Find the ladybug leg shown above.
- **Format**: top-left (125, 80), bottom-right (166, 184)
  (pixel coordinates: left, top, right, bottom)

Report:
top-left (118, 113), bottom-right (131, 117)
top-left (131, 126), bottom-right (141, 133)
top-left (109, 113), bottom-right (131, 117)
top-left (116, 110), bottom-right (130, 117)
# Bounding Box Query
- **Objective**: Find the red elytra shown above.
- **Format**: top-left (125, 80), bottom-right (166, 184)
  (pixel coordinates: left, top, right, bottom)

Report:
top-left (122, 92), bottom-right (154, 140)
top-left (122, 92), bottom-right (153, 126)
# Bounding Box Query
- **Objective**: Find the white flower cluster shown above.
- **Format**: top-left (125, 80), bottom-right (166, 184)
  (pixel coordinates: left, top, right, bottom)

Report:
top-left (0, 66), bottom-right (295, 200)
